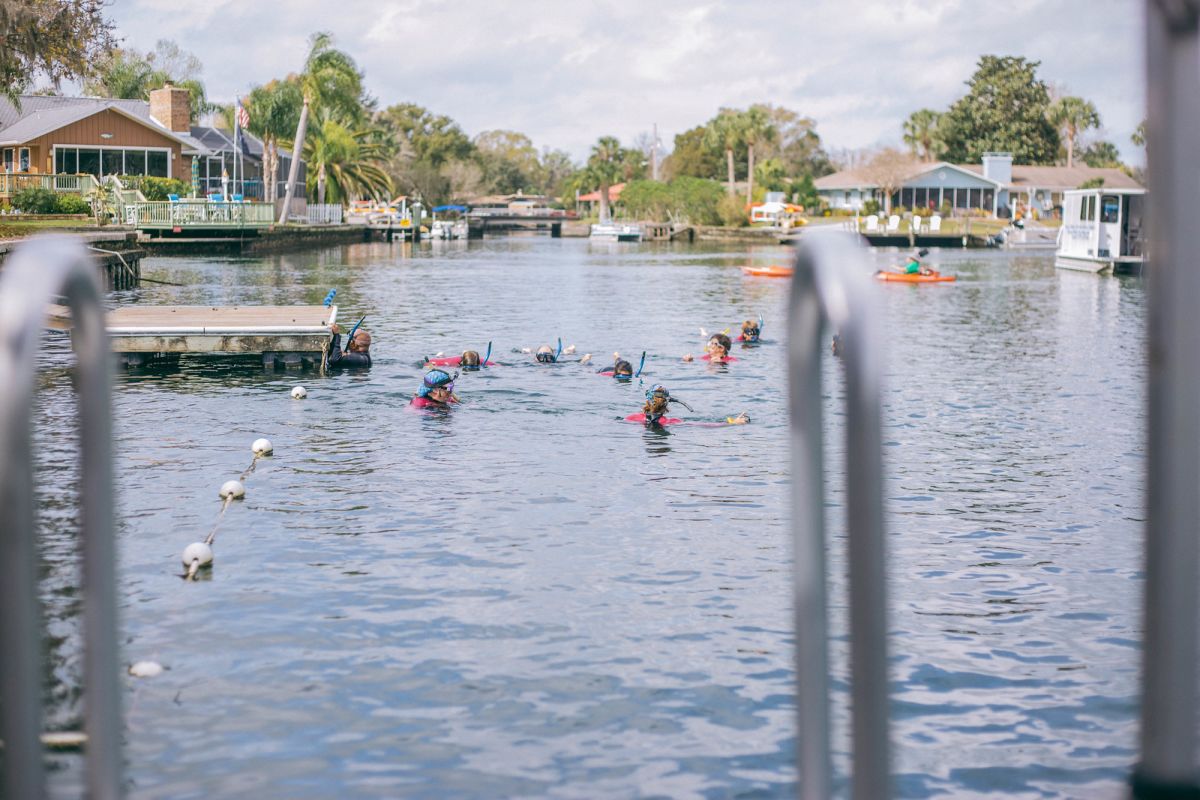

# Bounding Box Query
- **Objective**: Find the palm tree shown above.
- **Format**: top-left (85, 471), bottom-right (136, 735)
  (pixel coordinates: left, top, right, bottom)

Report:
top-left (247, 79), bottom-right (303, 203)
top-left (299, 110), bottom-right (392, 204)
top-left (586, 135), bottom-right (624, 221)
top-left (704, 109), bottom-right (744, 195)
top-left (278, 32), bottom-right (365, 222)
top-left (902, 109), bottom-right (942, 161)
top-left (741, 106), bottom-right (776, 203)
top-left (1047, 96), bottom-right (1101, 168)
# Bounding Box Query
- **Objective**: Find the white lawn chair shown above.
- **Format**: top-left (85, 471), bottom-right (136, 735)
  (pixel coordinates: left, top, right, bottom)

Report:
top-left (929, 214), bottom-right (942, 233)
top-left (864, 214), bottom-right (880, 233)
top-left (886, 214), bottom-right (901, 233)
top-left (912, 215), bottom-right (922, 234)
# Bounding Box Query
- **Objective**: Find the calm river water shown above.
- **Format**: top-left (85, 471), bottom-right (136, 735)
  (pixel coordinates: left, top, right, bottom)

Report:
top-left (30, 236), bottom-right (1144, 798)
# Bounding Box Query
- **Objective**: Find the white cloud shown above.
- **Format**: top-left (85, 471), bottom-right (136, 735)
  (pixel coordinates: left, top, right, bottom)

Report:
top-left (105, 0), bottom-right (1145, 163)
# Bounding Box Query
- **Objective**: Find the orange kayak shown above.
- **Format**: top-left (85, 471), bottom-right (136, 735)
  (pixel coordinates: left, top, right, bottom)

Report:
top-left (875, 271), bottom-right (956, 283)
top-left (742, 265), bottom-right (793, 278)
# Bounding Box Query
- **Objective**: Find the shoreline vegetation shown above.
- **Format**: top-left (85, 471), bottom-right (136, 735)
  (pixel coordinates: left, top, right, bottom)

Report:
top-left (2, 8), bottom-right (1141, 235)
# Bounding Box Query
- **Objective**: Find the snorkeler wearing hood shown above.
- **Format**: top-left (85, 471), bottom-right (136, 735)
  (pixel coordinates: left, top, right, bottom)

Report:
top-left (425, 342), bottom-right (495, 370)
top-left (624, 384), bottom-right (749, 427)
top-left (327, 323), bottom-right (372, 368)
top-left (737, 316), bottom-right (764, 344)
top-left (410, 368), bottom-right (459, 409)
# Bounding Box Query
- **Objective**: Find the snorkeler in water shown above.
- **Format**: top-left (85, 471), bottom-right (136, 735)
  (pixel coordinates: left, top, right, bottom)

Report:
top-left (425, 342), bottom-right (495, 370)
top-left (597, 351), bottom-right (645, 380)
top-left (410, 368), bottom-right (459, 409)
top-left (702, 332), bottom-right (735, 363)
top-left (327, 323), bottom-right (372, 369)
top-left (624, 384), bottom-right (750, 427)
top-left (737, 316), bottom-right (764, 344)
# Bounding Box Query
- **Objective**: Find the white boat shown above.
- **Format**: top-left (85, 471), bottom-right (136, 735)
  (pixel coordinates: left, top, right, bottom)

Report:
top-left (590, 221), bottom-right (642, 242)
top-left (1055, 188), bottom-right (1147, 273)
top-left (430, 219), bottom-right (468, 239)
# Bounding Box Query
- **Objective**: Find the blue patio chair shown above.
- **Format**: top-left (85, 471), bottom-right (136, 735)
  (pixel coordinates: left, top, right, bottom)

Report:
top-left (167, 193), bottom-right (180, 203)
top-left (231, 194), bottom-right (244, 203)
top-left (208, 193), bottom-right (224, 203)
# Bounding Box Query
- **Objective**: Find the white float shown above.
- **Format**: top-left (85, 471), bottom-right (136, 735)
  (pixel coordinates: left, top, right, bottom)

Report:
top-left (251, 438), bottom-right (273, 456)
top-left (182, 541), bottom-right (214, 568)
top-left (291, 386), bottom-right (307, 399)
top-left (218, 480), bottom-right (244, 499)
top-left (128, 660), bottom-right (164, 678)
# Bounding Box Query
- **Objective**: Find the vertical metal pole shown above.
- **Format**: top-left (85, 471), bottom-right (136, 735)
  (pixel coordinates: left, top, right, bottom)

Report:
top-left (789, 232), bottom-right (890, 799)
top-left (0, 237), bottom-right (121, 799)
top-left (1136, 0), bottom-right (1200, 795)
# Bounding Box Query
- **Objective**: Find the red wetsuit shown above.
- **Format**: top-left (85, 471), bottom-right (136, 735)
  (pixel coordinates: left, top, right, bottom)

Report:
top-left (625, 413), bottom-right (683, 426)
top-left (410, 395), bottom-right (458, 409)
top-left (425, 356), bottom-right (496, 367)
top-left (700, 354), bottom-right (737, 362)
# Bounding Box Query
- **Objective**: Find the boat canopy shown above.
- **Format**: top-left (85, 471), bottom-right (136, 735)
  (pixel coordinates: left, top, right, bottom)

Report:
top-left (432, 205), bottom-right (467, 212)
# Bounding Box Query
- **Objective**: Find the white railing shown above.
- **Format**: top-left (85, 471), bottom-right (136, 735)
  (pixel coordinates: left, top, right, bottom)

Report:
top-left (306, 203), bottom-right (343, 225)
top-left (125, 200), bottom-right (276, 228)
top-left (0, 172), bottom-right (100, 195)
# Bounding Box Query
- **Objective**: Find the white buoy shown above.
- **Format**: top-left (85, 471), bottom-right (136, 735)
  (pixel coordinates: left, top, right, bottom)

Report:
top-left (41, 731), bottom-right (88, 749)
top-left (128, 660), bottom-right (164, 678)
top-left (251, 438), bottom-right (273, 456)
top-left (218, 480), bottom-right (244, 499)
top-left (291, 386), bottom-right (307, 399)
top-left (182, 541), bottom-right (214, 568)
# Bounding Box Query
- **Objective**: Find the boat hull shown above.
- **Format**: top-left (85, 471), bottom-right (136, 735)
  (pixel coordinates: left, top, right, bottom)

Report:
top-left (742, 266), bottom-right (793, 278)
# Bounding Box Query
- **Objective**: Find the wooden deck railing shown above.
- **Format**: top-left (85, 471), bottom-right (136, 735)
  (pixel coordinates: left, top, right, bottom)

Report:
top-left (123, 201), bottom-right (276, 229)
top-left (0, 173), bottom-right (101, 196)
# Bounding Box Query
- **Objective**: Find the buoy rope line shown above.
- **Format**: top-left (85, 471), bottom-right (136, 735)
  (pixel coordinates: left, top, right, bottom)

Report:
top-left (182, 438), bottom-right (273, 581)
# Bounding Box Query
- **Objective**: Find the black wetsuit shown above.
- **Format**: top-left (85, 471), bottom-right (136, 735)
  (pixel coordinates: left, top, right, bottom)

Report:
top-left (327, 333), bottom-right (371, 368)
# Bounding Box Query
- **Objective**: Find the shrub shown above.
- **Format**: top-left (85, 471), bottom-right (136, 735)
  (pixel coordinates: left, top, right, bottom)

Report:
top-left (119, 175), bottom-right (192, 201)
top-left (12, 187), bottom-right (59, 214)
top-left (862, 199), bottom-right (881, 216)
top-left (717, 193), bottom-right (748, 227)
top-left (55, 194), bottom-right (92, 215)
top-left (617, 176), bottom-right (726, 226)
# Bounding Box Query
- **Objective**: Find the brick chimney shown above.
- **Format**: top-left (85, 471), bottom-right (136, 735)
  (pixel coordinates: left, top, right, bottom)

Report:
top-left (149, 84), bottom-right (191, 133)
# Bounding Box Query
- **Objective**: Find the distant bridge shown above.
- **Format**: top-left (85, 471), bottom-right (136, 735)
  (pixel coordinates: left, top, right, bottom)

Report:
top-left (465, 209), bottom-right (574, 238)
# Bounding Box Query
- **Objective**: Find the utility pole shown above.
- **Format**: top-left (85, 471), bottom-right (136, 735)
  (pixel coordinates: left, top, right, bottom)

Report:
top-left (651, 123), bottom-right (660, 181)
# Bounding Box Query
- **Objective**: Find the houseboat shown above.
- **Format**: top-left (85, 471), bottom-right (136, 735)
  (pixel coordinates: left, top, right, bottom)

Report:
top-left (589, 221), bottom-right (642, 242)
top-left (1055, 188), bottom-right (1147, 273)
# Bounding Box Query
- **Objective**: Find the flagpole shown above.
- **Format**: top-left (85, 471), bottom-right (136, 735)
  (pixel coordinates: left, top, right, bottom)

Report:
top-left (233, 102), bottom-right (239, 199)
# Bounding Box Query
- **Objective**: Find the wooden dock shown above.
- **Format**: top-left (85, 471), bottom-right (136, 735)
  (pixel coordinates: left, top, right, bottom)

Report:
top-left (46, 304), bottom-right (337, 368)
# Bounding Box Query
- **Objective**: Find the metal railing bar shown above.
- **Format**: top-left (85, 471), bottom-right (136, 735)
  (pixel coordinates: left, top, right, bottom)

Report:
top-left (0, 236), bottom-right (120, 800)
top-left (1136, 1), bottom-right (1200, 794)
top-left (788, 231), bottom-right (890, 799)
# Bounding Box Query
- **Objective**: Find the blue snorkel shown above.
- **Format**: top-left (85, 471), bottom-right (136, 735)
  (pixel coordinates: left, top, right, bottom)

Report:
top-left (555, 337), bottom-right (563, 362)
top-left (483, 341), bottom-right (492, 368)
top-left (758, 314), bottom-right (765, 334)
top-left (635, 351), bottom-right (646, 378)
top-left (345, 314), bottom-right (367, 348)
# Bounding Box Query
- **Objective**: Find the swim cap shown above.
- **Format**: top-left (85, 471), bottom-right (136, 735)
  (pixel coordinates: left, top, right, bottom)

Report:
top-left (419, 368), bottom-right (456, 397)
top-left (461, 350), bottom-right (481, 370)
top-left (535, 345), bottom-right (557, 363)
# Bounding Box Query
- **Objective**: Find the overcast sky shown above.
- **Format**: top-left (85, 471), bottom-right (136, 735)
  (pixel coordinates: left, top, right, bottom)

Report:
top-left (104, 0), bottom-right (1145, 165)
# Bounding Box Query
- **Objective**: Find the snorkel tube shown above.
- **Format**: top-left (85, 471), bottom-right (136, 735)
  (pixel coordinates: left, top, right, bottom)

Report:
top-left (483, 341), bottom-right (492, 368)
top-left (345, 314), bottom-right (367, 347)
top-left (635, 350), bottom-right (646, 378)
top-left (555, 337), bottom-right (563, 362)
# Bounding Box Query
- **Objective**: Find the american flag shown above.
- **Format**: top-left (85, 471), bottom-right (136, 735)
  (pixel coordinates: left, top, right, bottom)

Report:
top-left (236, 101), bottom-right (250, 130)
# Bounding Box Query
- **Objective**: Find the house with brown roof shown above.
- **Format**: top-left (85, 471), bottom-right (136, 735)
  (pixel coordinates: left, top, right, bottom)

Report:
top-left (815, 153), bottom-right (1142, 218)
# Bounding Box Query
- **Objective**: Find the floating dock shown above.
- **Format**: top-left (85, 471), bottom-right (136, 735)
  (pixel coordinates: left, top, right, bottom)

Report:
top-left (46, 304), bottom-right (337, 368)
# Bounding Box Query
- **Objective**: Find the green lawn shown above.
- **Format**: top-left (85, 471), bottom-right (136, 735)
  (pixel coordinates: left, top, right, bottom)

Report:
top-left (0, 218), bottom-right (100, 240)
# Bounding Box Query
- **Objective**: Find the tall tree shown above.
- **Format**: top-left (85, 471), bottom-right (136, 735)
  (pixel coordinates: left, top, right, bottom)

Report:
top-left (246, 79), bottom-right (303, 203)
top-left (938, 55), bottom-right (1059, 164)
top-left (704, 108), bottom-right (745, 195)
top-left (585, 135), bottom-right (624, 221)
top-left (84, 40), bottom-right (213, 122)
top-left (473, 129), bottom-right (540, 194)
top-left (279, 32), bottom-right (365, 222)
top-left (902, 108), bottom-right (943, 161)
top-left (741, 105), bottom-right (776, 204)
top-left (752, 103), bottom-right (833, 179)
top-left (378, 103), bottom-right (473, 167)
top-left (1079, 140), bottom-right (1123, 169)
top-left (1132, 119), bottom-right (1146, 148)
top-left (301, 109), bottom-right (392, 204)
top-left (0, 0), bottom-right (115, 100)
top-left (1047, 96), bottom-right (1101, 168)
top-left (665, 125), bottom-right (723, 181)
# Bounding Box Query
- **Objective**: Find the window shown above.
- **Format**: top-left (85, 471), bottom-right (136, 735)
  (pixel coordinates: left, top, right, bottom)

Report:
top-left (147, 150), bottom-right (169, 177)
top-left (2, 148), bottom-right (11, 172)
top-left (102, 150), bottom-right (122, 176)
top-left (18, 147), bottom-right (29, 171)
top-left (77, 149), bottom-right (100, 177)
top-left (55, 148), bottom-right (79, 174)
top-left (124, 150), bottom-right (146, 175)
top-left (1101, 195), bottom-right (1120, 223)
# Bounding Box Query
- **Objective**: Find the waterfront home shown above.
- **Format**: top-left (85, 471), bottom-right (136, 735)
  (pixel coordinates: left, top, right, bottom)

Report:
top-left (0, 86), bottom-right (305, 203)
top-left (816, 153), bottom-right (1142, 218)
top-left (187, 125), bottom-right (303, 201)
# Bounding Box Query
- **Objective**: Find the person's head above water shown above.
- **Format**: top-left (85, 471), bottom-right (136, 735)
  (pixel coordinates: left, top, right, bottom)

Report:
top-left (535, 344), bottom-right (557, 363)
top-left (741, 319), bottom-right (760, 342)
top-left (706, 333), bottom-right (731, 357)
top-left (613, 359), bottom-right (633, 379)
top-left (348, 328), bottom-right (371, 353)
top-left (461, 349), bottom-right (481, 370)
top-left (418, 368), bottom-right (456, 403)
top-left (643, 384), bottom-right (672, 422)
